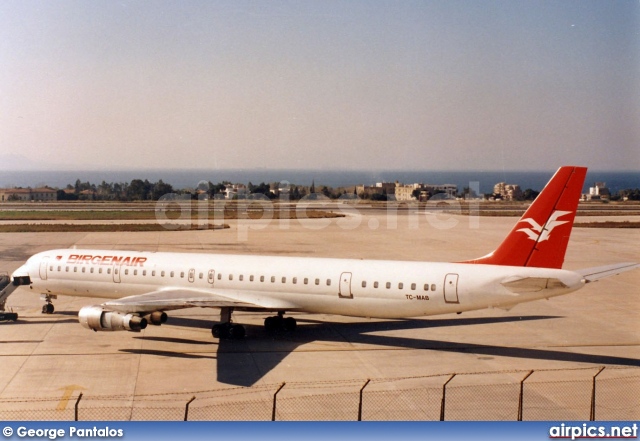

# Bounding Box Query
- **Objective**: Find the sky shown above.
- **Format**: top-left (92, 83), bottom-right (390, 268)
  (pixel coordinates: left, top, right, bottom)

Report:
top-left (1, 0), bottom-right (638, 171)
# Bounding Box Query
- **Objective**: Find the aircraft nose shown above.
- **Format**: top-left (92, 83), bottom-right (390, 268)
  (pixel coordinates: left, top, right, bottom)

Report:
top-left (11, 263), bottom-right (32, 285)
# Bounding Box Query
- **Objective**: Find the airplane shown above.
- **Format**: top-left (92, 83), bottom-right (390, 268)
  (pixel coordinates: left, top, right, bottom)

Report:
top-left (5, 166), bottom-right (638, 339)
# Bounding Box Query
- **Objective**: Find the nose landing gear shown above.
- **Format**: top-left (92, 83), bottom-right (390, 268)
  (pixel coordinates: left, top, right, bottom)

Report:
top-left (41, 294), bottom-right (56, 314)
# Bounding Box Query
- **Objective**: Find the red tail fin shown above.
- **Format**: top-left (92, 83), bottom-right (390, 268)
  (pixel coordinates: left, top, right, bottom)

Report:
top-left (464, 166), bottom-right (587, 269)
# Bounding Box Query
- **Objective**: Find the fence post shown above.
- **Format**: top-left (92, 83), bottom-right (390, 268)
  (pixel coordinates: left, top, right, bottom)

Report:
top-left (74, 393), bottom-right (83, 422)
top-left (439, 374), bottom-right (456, 421)
top-left (590, 367), bottom-right (605, 421)
top-left (271, 382), bottom-right (286, 421)
top-left (357, 379), bottom-right (370, 421)
top-left (184, 396), bottom-right (196, 421)
top-left (518, 370), bottom-right (534, 421)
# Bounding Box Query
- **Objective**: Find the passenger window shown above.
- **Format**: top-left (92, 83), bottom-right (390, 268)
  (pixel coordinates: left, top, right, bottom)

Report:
top-left (431, 284), bottom-right (436, 291)
top-left (82, 267), bottom-right (86, 273)
top-left (170, 271), bottom-right (174, 277)
top-left (217, 273), bottom-right (222, 280)
top-left (411, 283), bottom-right (416, 290)
top-left (362, 281), bottom-right (367, 288)
top-left (49, 265), bottom-right (53, 271)
top-left (74, 267), bottom-right (77, 273)
top-left (260, 276), bottom-right (265, 282)
top-left (152, 271), bottom-right (156, 276)
top-left (107, 268), bottom-right (111, 275)
top-left (292, 277), bottom-right (297, 284)
top-left (326, 279), bottom-right (331, 286)
top-left (398, 283), bottom-right (403, 289)
top-left (99, 268), bottom-right (103, 274)
top-left (281, 277), bottom-right (286, 283)
top-left (424, 284), bottom-right (429, 291)
top-left (250, 275), bottom-right (254, 282)
top-left (66, 266), bottom-right (69, 272)
top-left (180, 272), bottom-right (184, 278)
top-left (229, 274), bottom-right (233, 281)
top-left (199, 272), bottom-right (203, 279)
top-left (57, 266), bottom-right (61, 272)
top-left (124, 269), bottom-right (129, 275)
top-left (134, 270), bottom-right (138, 276)
top-left (239, 275), bottom-right (243, 281)
top-left (374, 282), bottom-right (379, 288)
top-left (143, 270), bottom-right (146, 276)
top-left (271, 276), bottom-right (275, 283)
top-left (161, 271), bottom-right (165, 277)
top-left (315, 278), bottom-right (319, 285)
top-left (304, 278), bottom-right (308, 285)
top-left (90, 268), bottom-right (94, 274)
top-left (386, 282), bottom-right (391, 289)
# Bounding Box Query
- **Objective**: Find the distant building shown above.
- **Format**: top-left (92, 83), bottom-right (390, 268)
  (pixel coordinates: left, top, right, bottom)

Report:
top-left (394, 183), bottom-right (422, 201)
top-left (493, 182), bottom-right (522, 201)
top-left (224, 184), bottom-right (247, 200)
top-left (583, 182), bottom-right (610, 201)
top-left (356, 182), bottom-right (396, 198)
top-left (0, 187), bottom-right (57, 202)
top-left (356, 180), bottom-right (457, 201)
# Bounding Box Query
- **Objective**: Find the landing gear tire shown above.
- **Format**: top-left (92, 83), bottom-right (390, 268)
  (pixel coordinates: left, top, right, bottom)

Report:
top-left (211, 323), bottom-right (245, 340)
top-left (283, 317), bottom-right (297, 332)
top-left (42, 303), bottom-right (54, 314)
top-left (228, 324), bottom-right (245, 339)
top-left (264, 314), bottom-right (296, 333)
top-left (212, 324), bottom-right (223, 338)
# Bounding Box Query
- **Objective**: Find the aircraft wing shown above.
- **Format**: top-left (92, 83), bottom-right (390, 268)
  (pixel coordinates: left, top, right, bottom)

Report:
top-left (575, 262), bottom-right (640, 283)
top-left (103, 288), bottom-right (294, 314)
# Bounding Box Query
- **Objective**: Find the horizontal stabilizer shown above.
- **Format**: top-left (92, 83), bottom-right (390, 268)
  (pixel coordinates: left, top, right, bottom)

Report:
top-left (501, 276), bottom-right (569, 294)
top-left (576, 263), bottom-right (639, 283)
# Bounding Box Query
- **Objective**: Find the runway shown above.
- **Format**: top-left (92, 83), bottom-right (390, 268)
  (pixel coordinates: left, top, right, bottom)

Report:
top-left (0, 211), bottom-right (638, 419)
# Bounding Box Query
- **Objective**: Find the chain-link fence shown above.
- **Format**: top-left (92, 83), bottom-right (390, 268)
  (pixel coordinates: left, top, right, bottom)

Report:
top-left (1, 367), bottom-right (637, 421)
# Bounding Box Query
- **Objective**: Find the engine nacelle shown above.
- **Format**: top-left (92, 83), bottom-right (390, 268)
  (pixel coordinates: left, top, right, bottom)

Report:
top-left (145, 311), bottom-right (168, 326)
top-left (79, 306), bottom-right (147, 332)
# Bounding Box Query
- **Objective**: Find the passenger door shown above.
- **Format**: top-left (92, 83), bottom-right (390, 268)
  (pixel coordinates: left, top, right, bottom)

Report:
top-left (443, 273), bottom-right (459, 303)
top-left (339, 272), bottom-right (353, 299)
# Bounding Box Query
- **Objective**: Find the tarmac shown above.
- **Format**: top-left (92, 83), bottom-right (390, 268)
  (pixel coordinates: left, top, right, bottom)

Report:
top-left (0, 208), bottom-right (638, 419)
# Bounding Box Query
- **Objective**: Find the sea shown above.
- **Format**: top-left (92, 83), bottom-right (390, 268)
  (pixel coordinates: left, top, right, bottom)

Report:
top-left (1, 169), bottom-right (638, 195)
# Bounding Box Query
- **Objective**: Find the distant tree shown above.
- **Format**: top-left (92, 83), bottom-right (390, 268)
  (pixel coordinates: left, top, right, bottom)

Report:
top-left (152, 180), bottom-right (174, 200)
top-left (619, 188), bottom-right (640, 201)
top-left (248, 182), bottom-right (275, 199)
top-left (370, 193), bottom-right (387, 201)
top-left (522, 188), bottom-right (540, 201)
top-left (127, 179), bottom-right (149, 200)
top-left (208, 182), bottom-right (226, 198)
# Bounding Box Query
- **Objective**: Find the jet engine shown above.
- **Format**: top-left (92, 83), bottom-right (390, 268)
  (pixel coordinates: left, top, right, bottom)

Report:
top-left (145, 311), bottom-right (167, 326)
top-left (79, 306), bottom-right (147, 332)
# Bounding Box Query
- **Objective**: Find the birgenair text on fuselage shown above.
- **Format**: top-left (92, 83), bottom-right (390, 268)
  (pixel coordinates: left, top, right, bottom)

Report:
top-left (7, 166), bottom-right (639, 339)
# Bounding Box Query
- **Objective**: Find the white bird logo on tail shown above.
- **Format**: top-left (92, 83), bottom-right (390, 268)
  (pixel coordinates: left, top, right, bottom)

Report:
top-left (517, 210), bottom-right (572, 242)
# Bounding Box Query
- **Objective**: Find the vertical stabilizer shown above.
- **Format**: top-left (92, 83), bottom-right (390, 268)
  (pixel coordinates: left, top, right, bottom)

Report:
top-left (464, 166), bottom-right (587, 269)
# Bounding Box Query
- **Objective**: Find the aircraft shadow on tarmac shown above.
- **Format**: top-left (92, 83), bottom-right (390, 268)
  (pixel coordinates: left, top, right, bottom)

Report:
top-left (120, 315), bottom-right (640, 387)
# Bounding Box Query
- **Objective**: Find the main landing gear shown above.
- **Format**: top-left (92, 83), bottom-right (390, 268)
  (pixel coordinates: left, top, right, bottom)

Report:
top-left (264, 311), bottom-right (297, 333)
top-left (211, 308), bottom-right (298, 339)
top-left (211, 307), bottom-right (246, 339)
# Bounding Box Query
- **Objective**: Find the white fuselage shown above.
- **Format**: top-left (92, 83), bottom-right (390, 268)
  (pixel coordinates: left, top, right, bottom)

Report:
top-left (16, 249), bottom-right (586, 319)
